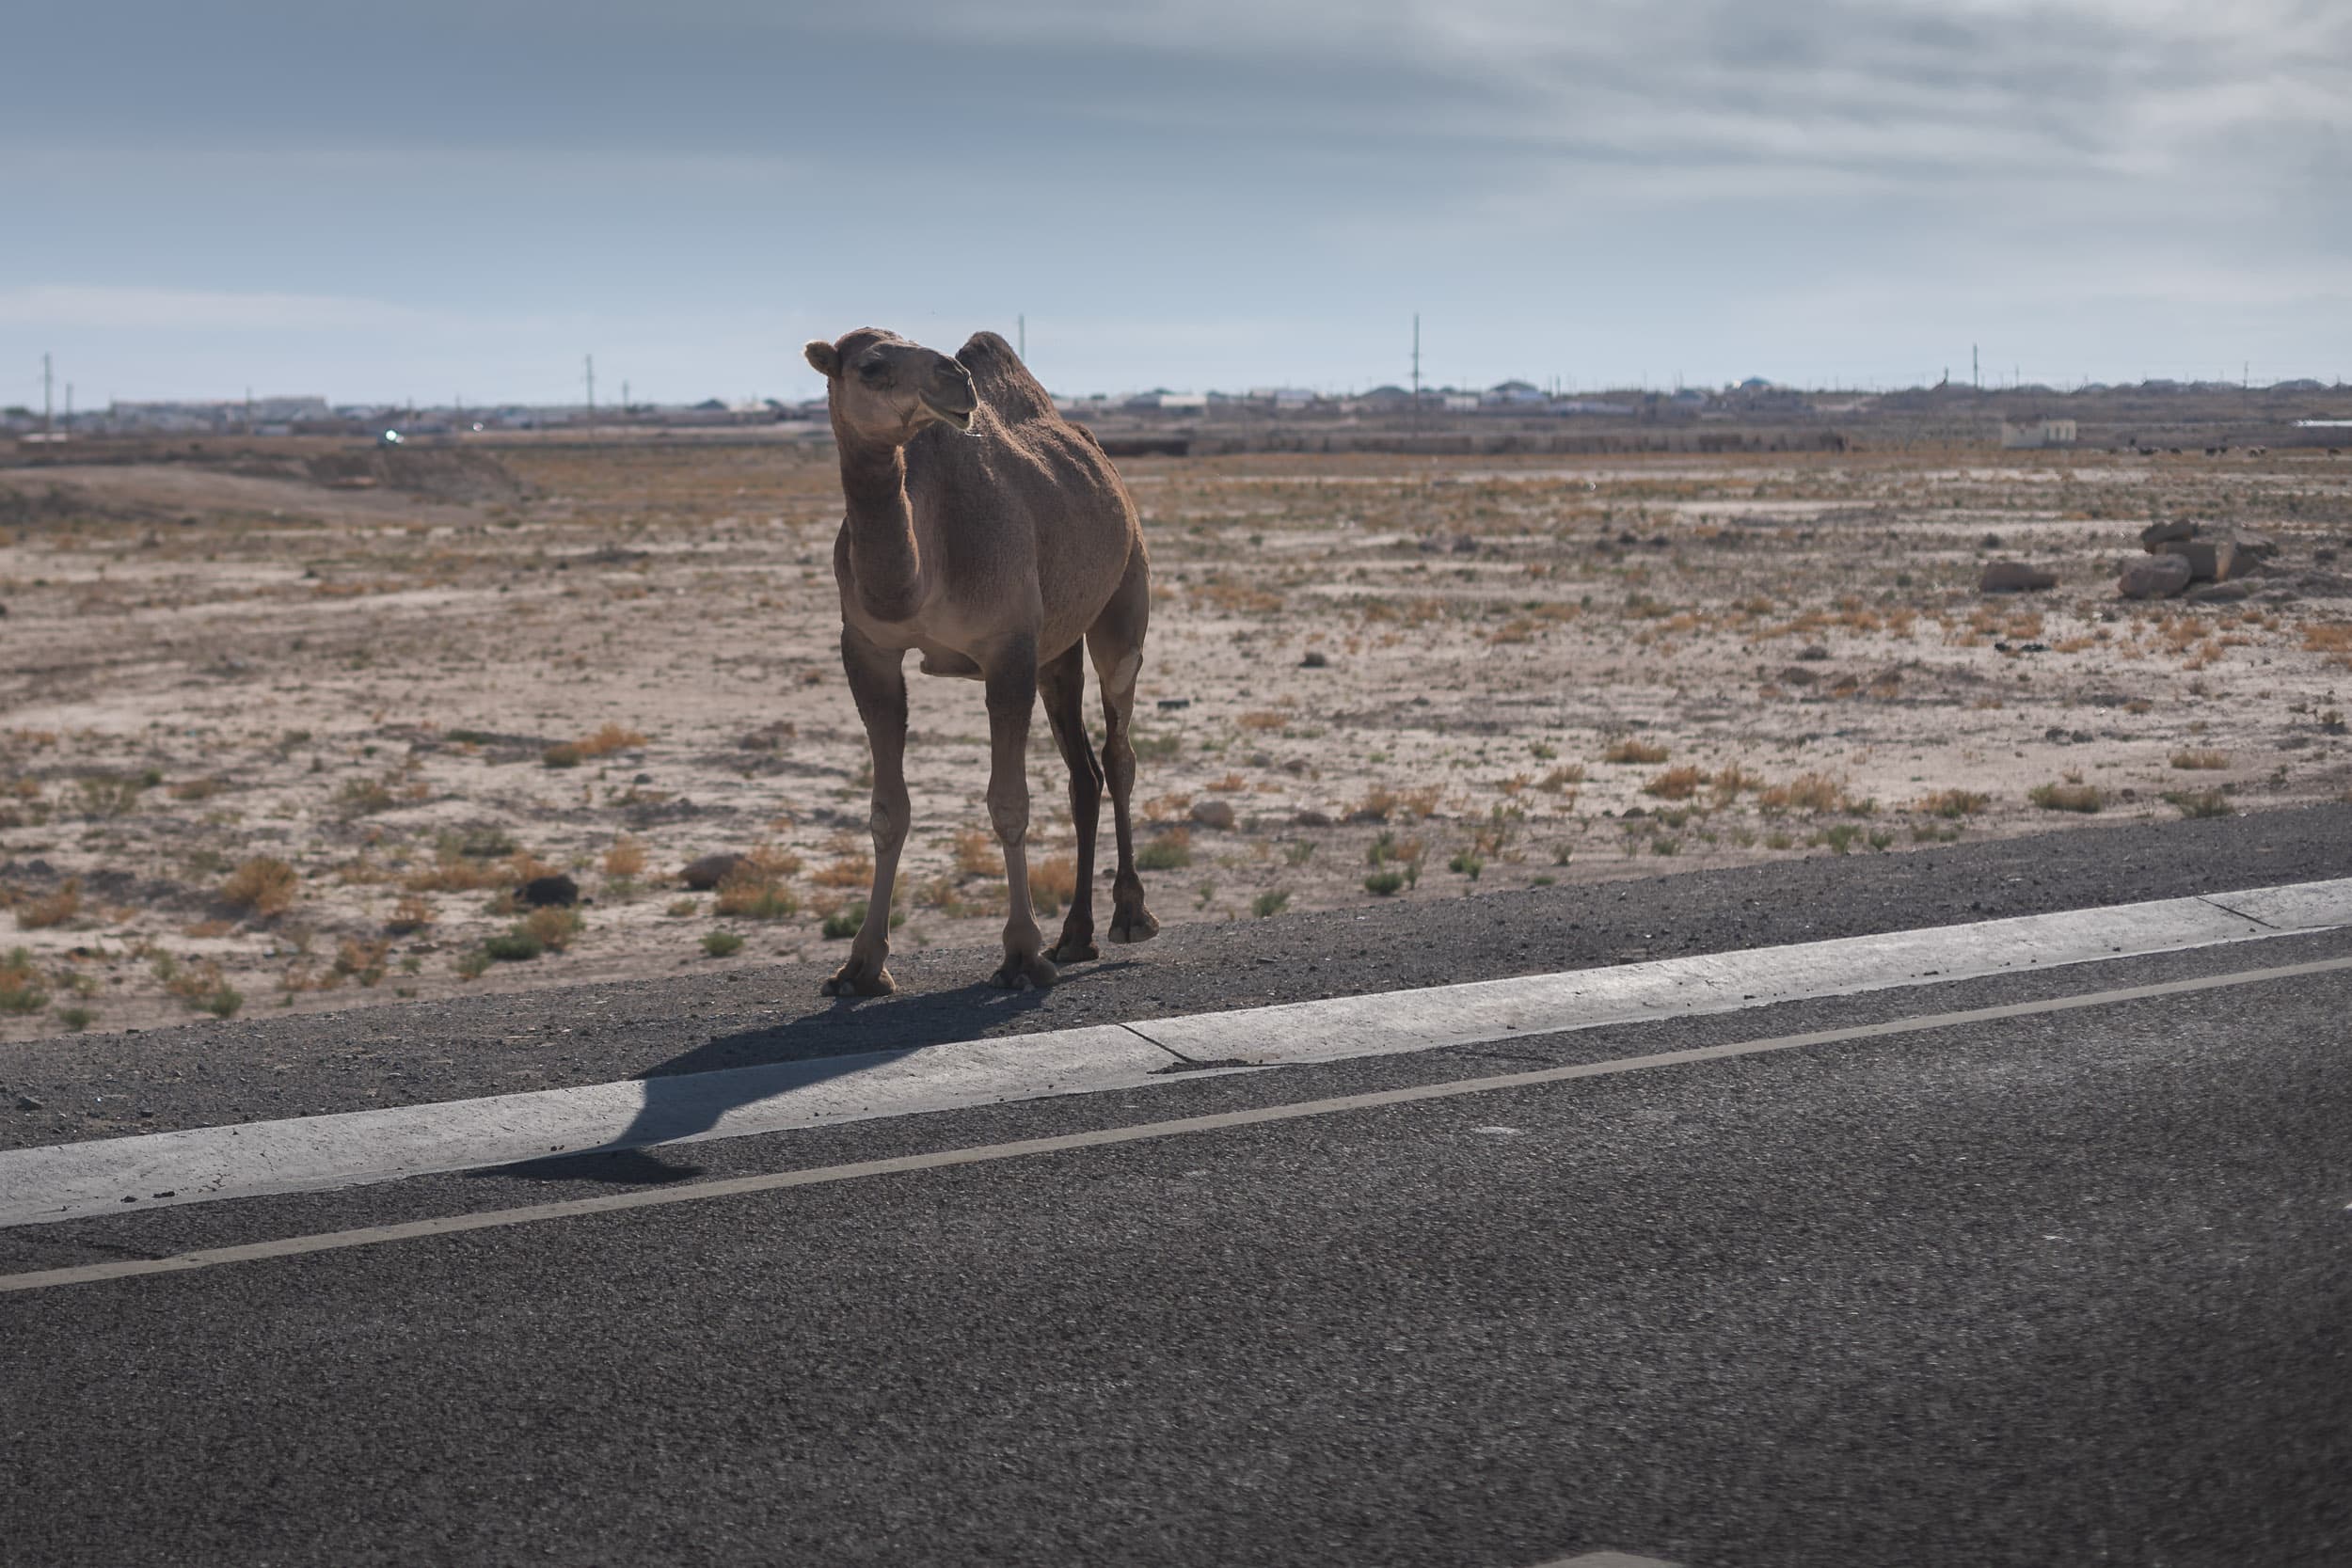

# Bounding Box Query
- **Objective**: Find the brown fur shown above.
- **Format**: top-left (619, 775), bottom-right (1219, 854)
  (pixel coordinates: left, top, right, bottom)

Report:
top-left (803, 326), bottom-right (1159, 994)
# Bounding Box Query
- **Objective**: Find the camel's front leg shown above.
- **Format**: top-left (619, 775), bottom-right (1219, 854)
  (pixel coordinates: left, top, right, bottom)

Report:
top-left (983, 641), bottom-right (1057, 990)
top-left (822, 628), bottom-right (909, 997)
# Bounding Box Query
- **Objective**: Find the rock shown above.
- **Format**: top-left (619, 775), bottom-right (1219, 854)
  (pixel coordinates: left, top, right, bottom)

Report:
top-left (521, 874), bottom-right (580, 908)
top-left (2173, 539), bottom-right (2238, 582)
top-left (1299, 650), bottom-right (1329, 669)
top-left (2228, 529), bottom-right (2280, 562)
top-left (14, 1095), bottom-right (41, 1112)
top-left (2184, 581), bottom-right (2250, 604)
top-left (1155, 698), bottom-right (1191, 711)
top-left (1797, 644), bottom-right (1830, 661)
top-left (1979, 561), bottom-right (2057, 593)
top-left (2138, 518), bottom-right (2198, 548)
top-left (1189, 800), bottom-right (1237, 831)
top-left (679, 851), bottom-right (748, 891)
top-left (1979, 532), bottom-right (2004, 549)
top-left (1779, 666), bottom-right (1819, 687)
top-left (2119, 554), bottom-right (2192, 599)
top-left (736, 721), bottom-right (795, 752)
top-left (1293, 808), bottom-right (1334, 827)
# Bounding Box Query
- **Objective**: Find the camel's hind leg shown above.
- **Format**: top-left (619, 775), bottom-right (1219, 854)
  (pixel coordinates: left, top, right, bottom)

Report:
top-left (823, 626), bottom-right (909, 997)
top-left (1089, 551), bottom-right (1160, 945)
top-left (1039, 641), bottom-right (1104, 964)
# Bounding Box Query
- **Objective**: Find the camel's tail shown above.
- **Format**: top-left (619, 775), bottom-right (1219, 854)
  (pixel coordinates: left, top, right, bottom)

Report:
top-left (958, 331), bottom-right (1057, 426)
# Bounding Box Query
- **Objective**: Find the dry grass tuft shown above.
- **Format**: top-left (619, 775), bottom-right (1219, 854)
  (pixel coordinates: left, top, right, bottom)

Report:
top-left (1643, 765), bottom-right (1706, 800)
top-left (810, 852), bottom-right (873, 890)
top-left (2301, 623), bottom-right (2352, 655)
top-left (1536, 764), bottom-right (1585, 792)
top-left (1027, 854), bottom-right (1079, 916)
top-left (221, 857), bottom-right (299, 916)
top-left (1915, 789), bottom-right (1991, 818)
top-left (2169, 750), bottom-right (2231, 770)
top-left (1759, 773), bottom-right (1849, 815)
top-left (953, 828), bottom-right (998, 877)
top-left (15, 878), bottom-right (81, 930)
top-left (1603, 738), bottom-right (1670, 765)
top-left (2028, 782), bottom-right (2104, 814)
top-left (1238, 710), bottom-right (1290, 732)
top-left (386, 893), bottom-right (435, 934)
top-left (576, 722), bottom-right (649, 757)
top-left (521, 905), bottom-right (583, 951)
top-left (602, 836), bottom-right (648, 878)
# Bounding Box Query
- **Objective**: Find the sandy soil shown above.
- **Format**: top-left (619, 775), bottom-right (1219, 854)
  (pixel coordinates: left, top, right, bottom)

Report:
top-left (2, 439), bottom-right (2348, 1041)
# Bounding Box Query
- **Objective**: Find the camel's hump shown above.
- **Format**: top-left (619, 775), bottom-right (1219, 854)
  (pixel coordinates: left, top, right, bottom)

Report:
top-left (959, 331), bottom-right (1057, 426)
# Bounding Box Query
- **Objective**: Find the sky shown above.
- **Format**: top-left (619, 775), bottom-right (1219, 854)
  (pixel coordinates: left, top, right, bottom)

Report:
top-left (3, 0), bottom-right (2347, 406)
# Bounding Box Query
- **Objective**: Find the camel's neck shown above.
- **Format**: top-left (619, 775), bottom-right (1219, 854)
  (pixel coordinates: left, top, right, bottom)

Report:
top-left (834, 423), bottom-right (924, 623)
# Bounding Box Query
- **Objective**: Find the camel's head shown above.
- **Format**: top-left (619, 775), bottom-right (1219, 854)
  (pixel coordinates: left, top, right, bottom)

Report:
top-left (804, 328), bottom-right (977, 444)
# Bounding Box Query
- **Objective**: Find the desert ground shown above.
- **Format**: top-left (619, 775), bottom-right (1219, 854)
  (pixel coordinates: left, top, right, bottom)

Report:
top-left (2, 436), bottom-right (2348, 1040)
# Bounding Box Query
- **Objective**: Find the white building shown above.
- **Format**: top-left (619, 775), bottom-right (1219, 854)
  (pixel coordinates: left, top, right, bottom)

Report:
top-left (1999, 418), bottom-right (2078, 449)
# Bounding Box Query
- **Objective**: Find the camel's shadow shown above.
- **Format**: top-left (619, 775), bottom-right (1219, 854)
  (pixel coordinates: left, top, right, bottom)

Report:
top-left (480, 959), bottom-right (1145, 1186)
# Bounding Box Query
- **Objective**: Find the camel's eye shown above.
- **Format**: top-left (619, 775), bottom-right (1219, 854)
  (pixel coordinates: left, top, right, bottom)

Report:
top-left (856, 358), bottom-right (889, 382)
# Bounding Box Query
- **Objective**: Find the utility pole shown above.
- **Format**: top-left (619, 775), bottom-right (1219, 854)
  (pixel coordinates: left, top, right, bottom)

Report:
top-left (1410, 313), bottom-right (1421, 433)
top-left (1972, 343), bottom-right (1979, 392)
top-left (584, 354), bottom-right (596, 420)
top-left (621, 379), bottom-right (629, 414)
top-left (1017, 315), bottom-right (1025, 360)
top-left (41, 352), bottom-right (53, 440)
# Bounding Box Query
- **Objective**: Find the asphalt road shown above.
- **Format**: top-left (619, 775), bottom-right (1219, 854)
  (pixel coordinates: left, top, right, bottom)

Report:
top-left (5, 803), bottom-right (2350, 1153)
top-left (3, 848), bottom-right (2348, 1564)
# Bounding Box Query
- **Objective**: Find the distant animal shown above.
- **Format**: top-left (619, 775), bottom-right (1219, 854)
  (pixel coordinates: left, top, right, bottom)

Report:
top-left (803, 326), bottom-right (1159, 994)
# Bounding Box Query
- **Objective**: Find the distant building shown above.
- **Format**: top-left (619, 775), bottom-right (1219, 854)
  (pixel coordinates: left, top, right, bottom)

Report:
top-left (1483, 380), bottom-right (1547, 407)
top-left (2000, 418), bottom-right (2078, 449)
top-left (1124, 390), bottom-right (1207, 413)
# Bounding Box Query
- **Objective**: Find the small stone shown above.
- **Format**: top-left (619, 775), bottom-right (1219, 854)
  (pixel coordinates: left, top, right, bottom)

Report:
top-left (1155, 698), bottom-right (1191, 711)
top-left (679, 852), bottom-right (748, 891)
top-left (520, 874), bottom-right (580, 908)
top-left (1293, 809), bottom-right (1334, 827)
top-left (2119, 554), bottom-right (2192, 599)
top-left (1299, 650), bottom-right (1329, 669)
top-left (13, 1095), bottom-right (41, 1112)
top-left (1979, 561), bottom-right (2057, 593)
top-left (1797, 644), bottom-right (1830, 661)
top-left (1779, 666), bottom-right (1819, 687)
top-left (1189, 800), bottom-right (1237, 831)
top-left (2184, 580), bottom-right (2250, 604)
top-left (2139, 518), bottom-right (2198, 548)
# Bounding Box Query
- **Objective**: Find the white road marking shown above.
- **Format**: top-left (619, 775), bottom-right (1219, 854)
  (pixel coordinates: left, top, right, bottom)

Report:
top-left (3, 952), bottom-right (2346, 1295)
top-left (2, 878), bottom-right (2348, 1230)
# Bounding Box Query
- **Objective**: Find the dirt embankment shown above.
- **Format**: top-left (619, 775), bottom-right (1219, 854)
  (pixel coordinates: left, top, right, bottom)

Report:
top-left (1, 438), bottom-right (2348, 1045)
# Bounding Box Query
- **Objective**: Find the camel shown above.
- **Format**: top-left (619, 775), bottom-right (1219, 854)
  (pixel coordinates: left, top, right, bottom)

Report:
top-left (802, 326), bottom-right (1160, 994)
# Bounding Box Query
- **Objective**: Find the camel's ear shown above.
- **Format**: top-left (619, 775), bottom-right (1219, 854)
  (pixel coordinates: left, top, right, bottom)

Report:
top-left (803, 340), bottom-right (840, 378)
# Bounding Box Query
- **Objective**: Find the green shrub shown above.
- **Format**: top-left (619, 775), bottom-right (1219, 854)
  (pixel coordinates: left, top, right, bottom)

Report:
top-left (1136, 836), bottom-right (1191, 871)
top-left (1363, 870), bottom-right (1406, 896)
top-left (702, 930), bottom-right (745, 958)
top-left (483, 929), bottom-right (544, 961)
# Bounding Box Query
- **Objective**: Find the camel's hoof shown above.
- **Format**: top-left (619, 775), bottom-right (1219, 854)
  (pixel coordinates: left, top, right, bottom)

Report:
top-left (821, 961), bottom-right (895, 998)
top-left (1108, 906), bottom-right (1160, 944)
top-left (988, 953), bottom-right (1058, 991)
top-left (1048, 934), bottom-right (1100, 965)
